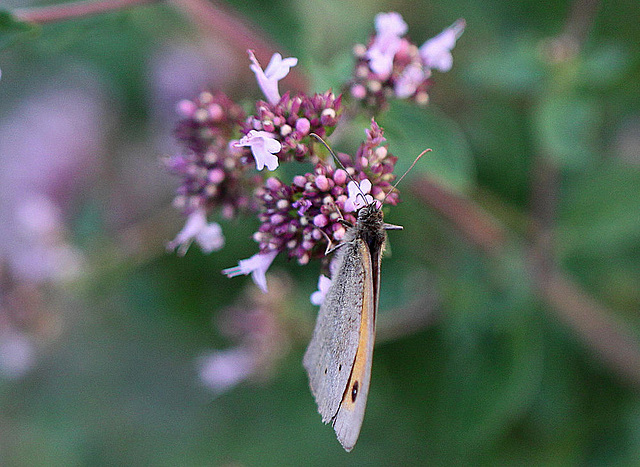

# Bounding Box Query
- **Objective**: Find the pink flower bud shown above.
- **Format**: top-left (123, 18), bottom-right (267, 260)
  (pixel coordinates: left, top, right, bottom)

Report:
top-left (271, 214), bottom-right (285, 225)
top-left (208, 168), bottom-right (225, 184)
top-left (334, 169), bottom-right (348, 185)
top-left (208, 103), bottom-right (224, 121)
top-left (293, 175), bottom-right (307, 187)
top-left (262, 120), bottom-right (275, 132)
top-left (295, 117), bottom-right (311, 135)
top-left (177, 99), bottom-right (197, 117)
top-left (266, 177), bottom-right (281, 191)
top-left (320, 108), bottom-right (337, 126)
top-left (350, 84), bottom-right (367, 100)
top-left (315, 175), bottom-right (330, 191)
top-left (313, 214), bottom-right (328, 228)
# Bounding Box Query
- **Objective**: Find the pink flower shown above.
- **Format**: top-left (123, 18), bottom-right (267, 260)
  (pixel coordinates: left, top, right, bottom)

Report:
top-left (167, 209), bottom-right (225, 255)
top-left (344, 179), bottom-right (376, 212)
top-left (248, 50), bottom-right (298, 105)
top-left (419, 19), bottom-right (466, 72)
top-left (310, 275), bottom-right (332, 306)
top-left (394, 63), bottom-right (429, 98)
top-left (222, 250), bottom-right (278, 293)
top-left (234, 130), bottom-right (281, 171)
top-left (366, 12), bottom-right (408, 79)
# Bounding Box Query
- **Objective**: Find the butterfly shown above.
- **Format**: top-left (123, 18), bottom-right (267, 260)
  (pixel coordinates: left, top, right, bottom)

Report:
top-left (303, 134), bottom-right (427, 451)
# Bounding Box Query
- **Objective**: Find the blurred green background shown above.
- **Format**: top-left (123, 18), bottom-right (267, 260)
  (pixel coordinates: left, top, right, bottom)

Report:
top-left (1, 0), bottom-right (639, 465)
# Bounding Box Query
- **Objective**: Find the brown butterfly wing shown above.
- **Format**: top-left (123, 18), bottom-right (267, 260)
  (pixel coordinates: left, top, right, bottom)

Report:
top-left (303, 238), bottom-right (365, 425)
top-left (332, 239), bottom-right (378, 451)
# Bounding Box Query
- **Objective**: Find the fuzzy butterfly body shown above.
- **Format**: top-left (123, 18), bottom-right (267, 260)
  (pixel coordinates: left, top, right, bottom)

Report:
top-left (303, 202), bottom-right (400, 451)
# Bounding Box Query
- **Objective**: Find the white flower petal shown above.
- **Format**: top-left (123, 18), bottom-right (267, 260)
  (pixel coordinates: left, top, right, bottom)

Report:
top-left (195, 222), bottom-right (225, 253)
top-left (248, 50), bottom-right (298, 105)
top-left (264, 137), bottom-right (282, 154)
top-left (395, 64), bottom-right (428, 98)
top-left (223, 250), bottom-right (278, 293)
top-left (310, 275), bottom-right (332, 306)
top-left (420, 19), bottom-right (465, 73)
top-left (374, 12), bottom-right (408, 37)
top-left (236, 131), bottom-right (281, 171)
top-left (168, 209), bottom-right (211, 255)
top-left (360, 179), bottom-right (372, 193)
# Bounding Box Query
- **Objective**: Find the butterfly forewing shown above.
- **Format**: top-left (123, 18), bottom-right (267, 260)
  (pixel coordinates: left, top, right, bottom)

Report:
top-left (332, 239), bottom-right (379, 451)
top-left (303, 239), bottom-right (365, 423)
top-left (304, 202), bottom-right (390, 451)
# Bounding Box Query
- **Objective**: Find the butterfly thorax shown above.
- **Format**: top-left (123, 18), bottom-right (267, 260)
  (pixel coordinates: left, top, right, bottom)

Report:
top-left (354, 204), bottom-right (386, 252)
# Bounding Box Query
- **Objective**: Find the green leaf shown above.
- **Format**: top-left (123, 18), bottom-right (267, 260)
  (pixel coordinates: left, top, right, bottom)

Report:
top-left (0, 10), bottom-right (38, 49)
top-left (576, 43), bottom-right (629, 90)
top-left (533, 94), bottom-right (601, 168)
top-left (559, 163), bottom-right (640, 254)
top-left (379, 100), bottom-right (475, 192)
top-left (465, 37), bottom-right (544, 96)
top-left (306, 50), bottom-right (354, 93)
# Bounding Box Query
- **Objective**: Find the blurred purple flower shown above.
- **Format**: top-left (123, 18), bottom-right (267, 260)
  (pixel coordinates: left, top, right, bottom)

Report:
top-left (166, 208), bottom-right (224, 256)
top-left (248, 50), bottom-right (298, 105)
top-left (395, 64), bottom-right (429, 98)
top-left (223, 250), bottom-right (278, 293)
top-left (0, 84), bottom-right (107, 203)
top-left (420, 19), bottom-right (466, 72)
top-left (9, 195), bottom-right (84, 283)
top-left (198, 276), bottom-right (291, 394)
top-left (349, 13), bottom-right (465, 109)
top-left (198, 347), bottom-right (255, 393)
top-left (0, 330), bottom-right (36, 379)
top-left (367, 12), bottom-right (408, 79)
top-left (234, 130), bottom-right (281, 171)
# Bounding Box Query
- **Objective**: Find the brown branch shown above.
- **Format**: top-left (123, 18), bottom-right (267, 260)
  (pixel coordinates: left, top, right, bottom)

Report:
top-left (377, 291), bottom-right (439, 343)
top-left (541, 272), bottom-right (640, 386)
top-left (528, 155), bottom-right (560, 287)
top-left (410, 175), bottom-right (506, 252)
top-left (170, 0), bottom-right (309, 94)
top-left (560, 0), bottom-right (601, 50)
top-left (411, 174), bottom-right (640, 388)
top-left (13, 0), bottom-right (161, 24)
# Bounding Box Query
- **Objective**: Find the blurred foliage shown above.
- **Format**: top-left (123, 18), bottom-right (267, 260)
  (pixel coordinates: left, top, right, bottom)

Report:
top-left (1, 0), bottom-right (640, 465)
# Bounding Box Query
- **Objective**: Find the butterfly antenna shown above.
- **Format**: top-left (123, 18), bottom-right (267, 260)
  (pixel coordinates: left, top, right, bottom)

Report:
top-left (381, 148), bottom-right (431, 204)
top-left (310, 133), bottom-right (368, 203)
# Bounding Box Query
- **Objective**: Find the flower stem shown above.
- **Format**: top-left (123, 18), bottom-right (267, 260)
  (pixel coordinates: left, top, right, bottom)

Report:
top-left (171, 0), bottom-right (309, 94)
top-left (13, 0), bottom-right (161, 24)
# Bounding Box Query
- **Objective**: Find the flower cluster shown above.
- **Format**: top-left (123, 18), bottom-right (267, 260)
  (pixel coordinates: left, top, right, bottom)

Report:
top-left (166, 91), bottom-right (257, 221)
top-left (250, 119), bottom-right (398, 267)
top-left (198, 274), bottom-right (291, 394)
top-left (349, 12), bottom-right (465, 110)
top-left (175, 91), bottom-right (245, 153)
top-left (242, 90), bottom-right (342, 163)
top-left (165, 11), bottom-right (464, 296)
top-left (165, 52), bottom-right (343, 255)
